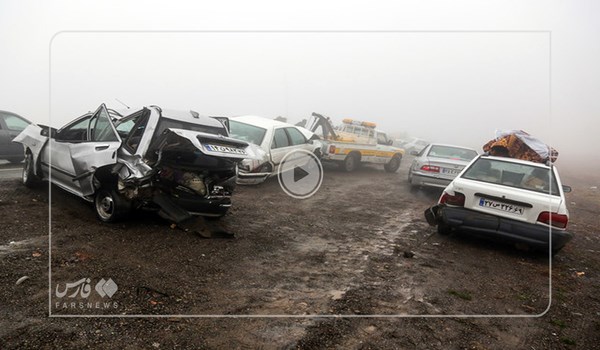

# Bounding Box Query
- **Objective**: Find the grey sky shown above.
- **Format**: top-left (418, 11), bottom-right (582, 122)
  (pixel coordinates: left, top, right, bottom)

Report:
top-left (1, 1), bottom-right (599, 163)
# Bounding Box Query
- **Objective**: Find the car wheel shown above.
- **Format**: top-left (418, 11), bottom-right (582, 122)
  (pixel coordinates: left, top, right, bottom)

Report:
top-left (437, 222), bottom-right (452, 235)
top-left (94, 188), bottom-right (130, 223)
top-left (384, 155), bottom-right (402, 173)
top-left (342, 153), bottom-right (358, 172)
top-left (22, 152), bottom-right (39, 188)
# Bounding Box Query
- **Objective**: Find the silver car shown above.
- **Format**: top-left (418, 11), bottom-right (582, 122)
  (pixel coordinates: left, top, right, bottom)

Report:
top-left (408, 143), bottom-right (478, 189)
top-left (13, 104), bottom-right (257, 222)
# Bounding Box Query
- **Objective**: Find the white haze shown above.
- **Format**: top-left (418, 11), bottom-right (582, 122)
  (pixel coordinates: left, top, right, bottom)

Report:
top-left (1, 1), bottom-right (599, 167)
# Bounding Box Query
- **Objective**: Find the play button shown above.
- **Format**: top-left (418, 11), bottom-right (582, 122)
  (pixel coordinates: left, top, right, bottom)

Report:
top-left (294, 165), bottom-right (309, 182)
top-left (277, 149), bottom-right (323, 199)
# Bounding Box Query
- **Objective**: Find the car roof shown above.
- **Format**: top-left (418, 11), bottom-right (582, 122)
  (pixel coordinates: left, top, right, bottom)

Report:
top-left (428, 143), bottom-right (478, 152)
top-left (231, 115), bottom-right (291, 129)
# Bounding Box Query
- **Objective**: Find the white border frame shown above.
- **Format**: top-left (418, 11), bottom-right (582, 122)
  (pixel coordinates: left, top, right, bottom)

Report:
top-left (48, 30), bottom-right (553, 318)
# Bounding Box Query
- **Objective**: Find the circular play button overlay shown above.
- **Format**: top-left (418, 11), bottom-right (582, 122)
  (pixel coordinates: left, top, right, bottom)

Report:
top-left (277, 149), bottom-right (323, 199)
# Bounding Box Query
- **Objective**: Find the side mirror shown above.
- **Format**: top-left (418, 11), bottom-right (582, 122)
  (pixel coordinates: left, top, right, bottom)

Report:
top-left (410, 150), bottom-right (419, 156)
top-left (562, 185), bottom-right (572, 193)
top-left (40, 126), bottom-right (57, 138)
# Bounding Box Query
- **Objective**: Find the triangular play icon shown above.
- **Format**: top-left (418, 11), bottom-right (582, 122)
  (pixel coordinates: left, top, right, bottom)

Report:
top-left (294, 165), bottom-right (309, 182)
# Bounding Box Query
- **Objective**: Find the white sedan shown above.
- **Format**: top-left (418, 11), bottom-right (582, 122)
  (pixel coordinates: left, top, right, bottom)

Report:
top-left (425, 155), bottom-right (573, 254)
top-left (229, 115), bottom-right (322, 184)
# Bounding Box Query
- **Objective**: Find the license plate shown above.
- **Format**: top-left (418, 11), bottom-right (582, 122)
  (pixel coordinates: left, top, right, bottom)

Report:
top-left (204, 144), bottom-right (247, 155)
top-left (441, 168), bottom-right (460, 175)
top-left (478, 198), bottom-right (524, 215)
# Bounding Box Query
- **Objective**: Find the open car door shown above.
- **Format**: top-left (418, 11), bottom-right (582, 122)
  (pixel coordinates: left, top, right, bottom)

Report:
top-left (68, 104), bottom-right (122, 196)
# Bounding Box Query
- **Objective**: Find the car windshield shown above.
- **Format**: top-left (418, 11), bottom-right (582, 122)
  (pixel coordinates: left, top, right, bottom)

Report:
top-left (229, 120), bottom-right (267, 145)
top-left (427, 145), bottom-right (477, 161)
top-left (462, 158), bottom-right (560, 196)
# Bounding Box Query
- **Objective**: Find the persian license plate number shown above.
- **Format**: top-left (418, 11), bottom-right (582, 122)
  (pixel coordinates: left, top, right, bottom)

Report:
top-left (478, 198), bottom-right (524, 215)
top-left (204, 144), bottom-right (247, 155)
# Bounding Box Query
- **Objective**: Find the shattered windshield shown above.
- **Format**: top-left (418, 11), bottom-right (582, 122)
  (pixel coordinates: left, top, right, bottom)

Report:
top-left (229, 120), bottom-right (267, 146)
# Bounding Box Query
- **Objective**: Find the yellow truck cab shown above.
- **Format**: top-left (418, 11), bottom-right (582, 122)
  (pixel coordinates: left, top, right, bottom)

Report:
top-left (308, 113), bottom-right (405, 172)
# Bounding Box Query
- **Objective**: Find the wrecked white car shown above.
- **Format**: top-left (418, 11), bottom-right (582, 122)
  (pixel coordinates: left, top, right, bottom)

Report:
top-left (228, 115), bottom-right (322, 185)
top-left (14, 104), bottom-right (257, 222)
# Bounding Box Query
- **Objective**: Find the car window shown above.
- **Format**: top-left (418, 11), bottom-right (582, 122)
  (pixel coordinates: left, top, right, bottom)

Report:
top-left (116, 119), bottom-right (136, 137)
top-left (91, 107), bottom-right (119, 142)
top-left (285, 127), bottom-right (306, 146)
top-left (417, 145), bottom-right (429, 156)
top-left (57, 115), bottom-right (93, 141)
top-left (376, 132), bottom-right (387, 145)
top-left (123, 112), bottom-right (149, 153)
top-left (229, 120), bottom-right (267, 145)
top-left (427, 145), bottom-right (477, 161)
top-left (3, 114), bottom-right (29, 131)
top-left (272, 128), bottom-right (290, 149)
top-left (462, 158), bottom-right (560, 196)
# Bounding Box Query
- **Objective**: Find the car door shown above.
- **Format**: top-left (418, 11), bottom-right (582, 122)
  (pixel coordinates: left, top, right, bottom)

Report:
top-left (374, 131), bottom-right (392, 164)
top-left (45, 104), bottom-right (121, 196)
top-left (270, 127), bottom-right (291, 168)
top-left (0, 114), bottom-right (9, 158)
top-left (0, 111), bottom-right (30, 159)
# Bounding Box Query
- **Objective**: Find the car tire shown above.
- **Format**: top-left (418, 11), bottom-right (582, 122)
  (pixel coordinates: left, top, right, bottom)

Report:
top-left (94, 188), bottom-right (130, 223)
top-left (22, 152), bottom-right (39, 188)
top-left (437, 222), bottom-right (452, 235)
top-left (384, 155), bottom-right (402, 173)
top-left (342, 153), bottom-right (358, 172)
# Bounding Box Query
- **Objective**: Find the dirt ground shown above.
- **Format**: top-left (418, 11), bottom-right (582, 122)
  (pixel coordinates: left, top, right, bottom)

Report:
top-left (1, 156), bottom-right (599, 349)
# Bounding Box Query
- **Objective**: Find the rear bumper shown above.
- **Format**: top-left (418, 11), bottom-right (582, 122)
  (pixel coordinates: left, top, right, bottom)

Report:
top-left (411, 172), bottom-right (453, 188)
top-left (430, 205), bottom-right (573, 251)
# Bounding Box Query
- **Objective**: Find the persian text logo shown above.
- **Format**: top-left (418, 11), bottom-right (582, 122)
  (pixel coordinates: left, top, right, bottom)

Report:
top-left (54, 278), bottom-right (119, 310)
top-left (55, 278), bottom-right (118, 298)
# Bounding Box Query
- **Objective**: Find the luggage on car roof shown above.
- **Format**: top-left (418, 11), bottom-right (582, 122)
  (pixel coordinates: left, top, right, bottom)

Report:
top-left (483, 130), bottom-right (558, 163)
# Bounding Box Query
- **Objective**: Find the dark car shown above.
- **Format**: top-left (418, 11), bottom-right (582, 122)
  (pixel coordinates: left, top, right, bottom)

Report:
top-left (0, 110), bottom-right (31, 163)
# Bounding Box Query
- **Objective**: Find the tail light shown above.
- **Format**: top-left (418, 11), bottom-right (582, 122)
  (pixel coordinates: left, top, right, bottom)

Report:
top-left (421, 165), bottom-right (440, 173)
top-left (440, 192), bottom-right (465, 206)
top-left (328, 145), bottom-right (336, 154)
top-left (537, 211), bottom-right (569, 229)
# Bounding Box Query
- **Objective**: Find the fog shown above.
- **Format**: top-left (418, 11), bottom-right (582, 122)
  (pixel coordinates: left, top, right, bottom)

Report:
top-left (2, 1), bottom-right (599, 168)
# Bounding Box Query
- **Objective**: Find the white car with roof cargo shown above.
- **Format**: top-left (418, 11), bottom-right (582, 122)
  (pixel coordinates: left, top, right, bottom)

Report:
top-left (425, 154), bottom-right (573, 254)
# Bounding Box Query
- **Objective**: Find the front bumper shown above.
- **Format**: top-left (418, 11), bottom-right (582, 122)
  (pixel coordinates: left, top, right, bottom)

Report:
top-left (236, 170), bottom-right (271, 185)
top-left (411, 172), bottom-right (453, 189)
top-left (426, 205), bottom-right (573, 251)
